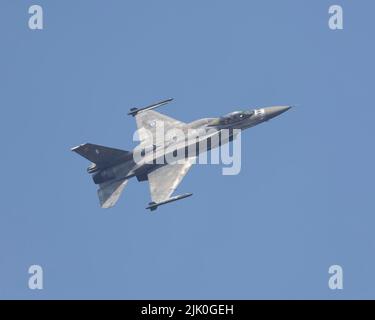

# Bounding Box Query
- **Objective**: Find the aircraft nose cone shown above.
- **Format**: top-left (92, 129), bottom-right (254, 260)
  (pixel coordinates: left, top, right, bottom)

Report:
top-left (265, 106), bottom-right (292, 119)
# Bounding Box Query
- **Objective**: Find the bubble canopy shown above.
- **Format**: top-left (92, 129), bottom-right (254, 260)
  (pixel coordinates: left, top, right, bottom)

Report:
top-left (218, 110), bottom-right (254, 125)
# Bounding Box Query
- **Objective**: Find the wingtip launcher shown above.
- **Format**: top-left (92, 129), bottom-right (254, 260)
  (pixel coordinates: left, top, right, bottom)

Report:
top-left (146, 193), bottom-right (193, 211)
top-left (127, 98), bottom-right (174, 116)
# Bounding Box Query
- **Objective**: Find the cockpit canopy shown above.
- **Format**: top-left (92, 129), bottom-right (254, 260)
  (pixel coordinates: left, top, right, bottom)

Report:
top-left (217, 110), bottom-right (254, 126)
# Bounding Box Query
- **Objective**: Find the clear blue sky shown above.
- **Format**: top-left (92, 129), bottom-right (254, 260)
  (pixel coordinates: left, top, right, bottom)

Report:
top-left (1, 0), bottom-right (374, 299)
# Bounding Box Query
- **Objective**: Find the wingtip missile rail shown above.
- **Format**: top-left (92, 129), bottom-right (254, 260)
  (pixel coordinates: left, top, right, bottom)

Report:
top-left (146, 193), bottom-right (193, 211)
top-left (128, 98), bottom-right (174, 116)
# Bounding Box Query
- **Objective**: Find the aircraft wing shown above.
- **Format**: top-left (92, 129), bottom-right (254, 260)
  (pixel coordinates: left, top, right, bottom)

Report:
top-left (134, 110), bottom-right (186, 146)
top-left (147, 158), bottom-right (195, 204)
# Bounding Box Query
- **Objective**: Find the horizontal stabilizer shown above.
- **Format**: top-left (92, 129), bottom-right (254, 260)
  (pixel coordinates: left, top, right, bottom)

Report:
top-left (71, 143), bottom-right (131, 168)
top-left (98, 179), bottom-right (128, 208)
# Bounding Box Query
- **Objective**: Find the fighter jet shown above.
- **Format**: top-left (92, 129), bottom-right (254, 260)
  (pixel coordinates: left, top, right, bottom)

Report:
top-left (71, 99), bottom-right (291, 211)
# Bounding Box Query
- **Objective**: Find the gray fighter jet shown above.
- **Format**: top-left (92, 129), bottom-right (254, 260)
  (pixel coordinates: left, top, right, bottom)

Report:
top-left (72, 99), bottom-right (291, 211)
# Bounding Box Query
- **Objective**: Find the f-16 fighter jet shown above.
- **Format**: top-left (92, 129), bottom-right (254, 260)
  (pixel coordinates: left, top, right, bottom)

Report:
top-left (72, 99), bottom-right (291, 211)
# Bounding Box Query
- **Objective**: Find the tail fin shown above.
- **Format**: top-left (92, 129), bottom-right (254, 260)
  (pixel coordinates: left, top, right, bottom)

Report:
top-left (98, 179), bottom-right (128, 208)
top-left (71, 143), bottom-right (131, 168)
